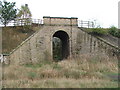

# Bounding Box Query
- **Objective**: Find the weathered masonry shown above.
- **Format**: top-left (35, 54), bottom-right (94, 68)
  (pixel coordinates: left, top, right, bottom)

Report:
top-left (3, 16), bottom-right (120, 64)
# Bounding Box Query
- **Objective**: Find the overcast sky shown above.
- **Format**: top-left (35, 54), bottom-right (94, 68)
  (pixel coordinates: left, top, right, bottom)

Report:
top-left (3, 0), bottom-right (120, 28)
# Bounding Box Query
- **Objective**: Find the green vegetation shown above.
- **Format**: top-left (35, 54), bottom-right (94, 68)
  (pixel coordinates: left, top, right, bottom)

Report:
top-left (84, 26), bottom-right (120, 38)
top-left (108, 26), bottom-right (117, 35)
top-left (3, 54), bottom-right (118, 88)
top-left (0, 1), bottom-right (17, 27)
top-left (0, 0), bottom-right (32, 30)
top-left (16, 4), bottom-right (32, 32)
top-left (108, 26), bottom-right (120, 38)
top-left (17, 4), bottom-right (32, 20)
top-left (28, 72), bottom-right (37, 80)
top-left (87, 28), bottom-right (107, 36)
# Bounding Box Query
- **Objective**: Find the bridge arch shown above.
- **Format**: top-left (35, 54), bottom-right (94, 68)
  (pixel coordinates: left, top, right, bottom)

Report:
top-left (52, 30), bottom-right (70, 60)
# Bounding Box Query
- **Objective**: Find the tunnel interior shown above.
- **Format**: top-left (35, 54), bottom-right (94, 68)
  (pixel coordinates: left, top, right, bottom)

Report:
top-left (52, 31), bottom-right (69, 61)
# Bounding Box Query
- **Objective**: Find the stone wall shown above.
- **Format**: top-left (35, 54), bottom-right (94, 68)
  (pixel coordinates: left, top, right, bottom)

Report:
top-left (73, 28), bottom-right (119, 60)
top-left (3, 17), bottom-right (120, 65)
top-left (43, 16), bottom-right (78, 26)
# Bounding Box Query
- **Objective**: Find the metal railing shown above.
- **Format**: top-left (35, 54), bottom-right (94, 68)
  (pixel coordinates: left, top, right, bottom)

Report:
top-left (1, 19), bottom-right (94, 28)
top-left (78, 20), bottom-right (95, 28)
top-left (0, 18), bottom-right (43, 27)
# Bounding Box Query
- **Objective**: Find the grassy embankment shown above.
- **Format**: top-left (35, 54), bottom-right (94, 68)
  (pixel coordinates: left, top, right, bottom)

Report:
top-left (2, 26), bottom-right (40, 54)
top-left (2, 54), bottom-right (118, 88)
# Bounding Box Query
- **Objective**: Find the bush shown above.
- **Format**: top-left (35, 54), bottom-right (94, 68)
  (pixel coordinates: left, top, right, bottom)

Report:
top-left (115, 30), bottom-right (120, 38)
top-left (108, 26), bottom-right (117, 36)
top-left (108, 26), bottom-right (120, 37)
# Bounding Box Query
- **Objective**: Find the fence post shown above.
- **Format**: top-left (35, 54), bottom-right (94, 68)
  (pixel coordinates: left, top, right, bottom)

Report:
top-left (38, 19), bottom-right (39, 27)
top-left (88, 21), bottom-right (89, 28)
top-left (81, 20), bottom-right (83, 27)
top-left (92, 22), bottom-right (94, 28)
top-left (14, 20), bottom-right (15, 26)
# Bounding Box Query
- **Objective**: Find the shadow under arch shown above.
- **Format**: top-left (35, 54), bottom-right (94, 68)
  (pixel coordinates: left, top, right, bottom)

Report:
top-left (52, 30), bottom-right (70, 61)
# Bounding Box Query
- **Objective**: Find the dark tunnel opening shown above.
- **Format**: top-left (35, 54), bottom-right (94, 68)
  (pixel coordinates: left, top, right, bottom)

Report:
top-left (52, 31), bottom-right (69, 61)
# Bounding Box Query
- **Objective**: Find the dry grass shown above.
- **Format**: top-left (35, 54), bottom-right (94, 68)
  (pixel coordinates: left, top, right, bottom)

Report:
top-left (3, 78), bottom-right (118, 88)
top-left (2, 26), bottom-right (42, 54)
top-left (2, 55), bottom-right (118, 88)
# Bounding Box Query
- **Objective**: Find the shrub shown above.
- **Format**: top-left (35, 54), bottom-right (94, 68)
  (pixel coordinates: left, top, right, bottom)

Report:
top-left (108, 26), bottom-right (117, 36)
top-left (108, 26), bottom-right (120, 37)
top-left (115, 30), bottom-right (120, 38)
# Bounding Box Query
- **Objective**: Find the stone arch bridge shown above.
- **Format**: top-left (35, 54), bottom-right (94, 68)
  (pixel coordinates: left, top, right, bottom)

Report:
top-left (3, 16), bottom-right (120, 64)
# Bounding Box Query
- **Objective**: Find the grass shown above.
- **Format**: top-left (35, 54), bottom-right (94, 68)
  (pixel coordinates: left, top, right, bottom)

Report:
top-left (85, 28), bottom-right (108, 36)
top-left (2, 26), bottom-right (35, 54)
top-left (3, 78), bottom-right (118, 88)
top-left (2, 26), bottom-right (42, 54)
top-left (84, 27), bottom-right (120, 38)
top-left (2, 54), bottom-right (119, 88)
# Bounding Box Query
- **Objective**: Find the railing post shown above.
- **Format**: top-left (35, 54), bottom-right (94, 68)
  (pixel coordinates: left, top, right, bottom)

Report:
top-left (92, 22), bottom-right (94, 28)
top-left (88, 21), bottom-right (89, 28)
top-left (81, 20), bottom-right (83, 27)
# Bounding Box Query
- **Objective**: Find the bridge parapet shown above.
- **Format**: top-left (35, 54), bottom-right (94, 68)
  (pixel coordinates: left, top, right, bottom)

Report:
top-left (43, 16), bottom-right (78, 26)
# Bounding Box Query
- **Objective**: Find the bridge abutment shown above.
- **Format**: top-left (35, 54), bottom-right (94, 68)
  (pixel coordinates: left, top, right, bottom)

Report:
top-left (3, 16), bottom-right (119, 64)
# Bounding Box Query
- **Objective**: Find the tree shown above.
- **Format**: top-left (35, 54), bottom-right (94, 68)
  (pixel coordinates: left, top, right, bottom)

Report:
top-left (0, 1), bottom-right (17, 27)
top-left (17, 4), bottom-right (32, 25)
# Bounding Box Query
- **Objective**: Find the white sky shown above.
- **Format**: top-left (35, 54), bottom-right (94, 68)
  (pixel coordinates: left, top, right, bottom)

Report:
top-left (3, 0), bottom-right (120, 28)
